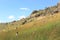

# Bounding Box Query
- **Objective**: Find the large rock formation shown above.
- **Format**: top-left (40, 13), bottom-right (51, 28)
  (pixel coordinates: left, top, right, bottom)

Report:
top-left (12, 2), bottom-right (60, 25)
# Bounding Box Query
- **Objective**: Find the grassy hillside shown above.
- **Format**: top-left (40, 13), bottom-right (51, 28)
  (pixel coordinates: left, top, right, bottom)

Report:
top-left (0, 3), bottom-right (59, 30)
top-left (0, 12), bottom-right (60, 40)
top-left (0, 3), bottom-right (60, 40)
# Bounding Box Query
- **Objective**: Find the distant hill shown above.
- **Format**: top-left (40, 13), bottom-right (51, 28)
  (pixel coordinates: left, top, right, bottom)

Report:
top-left (0, 2), bottom-right (60, 40)
top-left (0, 2), bottom-right (60, 30)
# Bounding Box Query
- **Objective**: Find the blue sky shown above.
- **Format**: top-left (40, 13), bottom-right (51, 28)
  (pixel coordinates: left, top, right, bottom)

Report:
top-left (0, 0), bottom-right (59, 23)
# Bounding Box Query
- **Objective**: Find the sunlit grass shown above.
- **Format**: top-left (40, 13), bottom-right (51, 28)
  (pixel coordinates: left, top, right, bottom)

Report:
top-left (0, 13), bottom-right (60, 40)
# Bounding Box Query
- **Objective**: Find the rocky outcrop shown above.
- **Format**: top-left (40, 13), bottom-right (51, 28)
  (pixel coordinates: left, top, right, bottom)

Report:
top-left (20, 18), bottom-right (27, 25)
top-left (18, 3), bottom-right (60, 25)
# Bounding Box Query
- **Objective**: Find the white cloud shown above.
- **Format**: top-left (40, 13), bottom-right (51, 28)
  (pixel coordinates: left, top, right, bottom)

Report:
top-left (8, 15), bottom-right (15, 19)
top-left (20, 8), bottom-right (30, 11)
top-left (18, 15), bottom-right (26, 20)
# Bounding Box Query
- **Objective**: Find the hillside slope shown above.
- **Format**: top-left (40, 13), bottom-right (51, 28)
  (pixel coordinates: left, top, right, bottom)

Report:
top-left (0, 2), bottom-right (60, 30)
top-left (0, 3), bottom-right (60, 40)
top-left (0, 12), bottom-right (60, 40)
